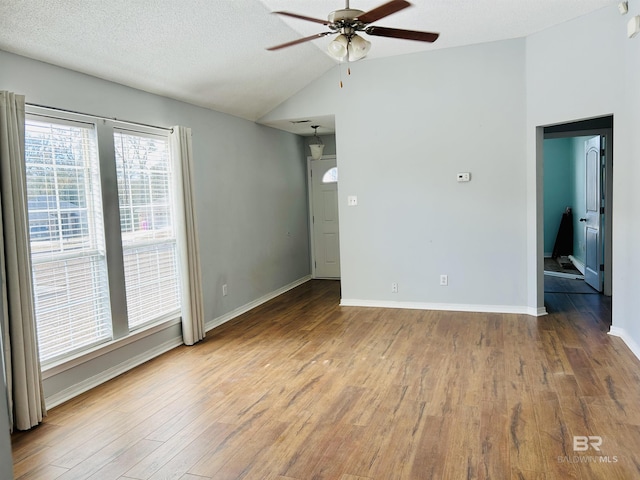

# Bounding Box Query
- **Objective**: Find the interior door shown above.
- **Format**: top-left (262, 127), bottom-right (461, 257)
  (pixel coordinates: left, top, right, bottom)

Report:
top-left (310, 157), bottom-right (340, 278)
top-left (583, 136), bottom-right (604, 292)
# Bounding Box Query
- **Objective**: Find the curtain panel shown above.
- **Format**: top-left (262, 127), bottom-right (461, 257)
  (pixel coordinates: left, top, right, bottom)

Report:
top-left (170, 126), bottom-right (205, 345)
top-left (0, 91), bottom-right (46, 431)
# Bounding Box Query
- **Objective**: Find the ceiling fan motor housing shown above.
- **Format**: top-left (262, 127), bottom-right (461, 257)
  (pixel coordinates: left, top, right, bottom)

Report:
top-left (328, 9), bottom-right (365, 23)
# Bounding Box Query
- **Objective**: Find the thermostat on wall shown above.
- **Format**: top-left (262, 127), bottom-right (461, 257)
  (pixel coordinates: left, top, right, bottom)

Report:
top-left (457, 172), bottom-right (471, 182)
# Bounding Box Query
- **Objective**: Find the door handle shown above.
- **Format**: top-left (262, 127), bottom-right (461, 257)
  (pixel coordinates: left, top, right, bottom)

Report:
top-left (579, 218), bottom-right (587, 222)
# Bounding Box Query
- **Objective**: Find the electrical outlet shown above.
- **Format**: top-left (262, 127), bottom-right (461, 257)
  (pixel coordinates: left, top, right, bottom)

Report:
top-left (391, 282), bottom-right (398, 293)
top-left (222, 284), bottom-right (228, 296)
top-left (440, 275), bottom-right (448, 286)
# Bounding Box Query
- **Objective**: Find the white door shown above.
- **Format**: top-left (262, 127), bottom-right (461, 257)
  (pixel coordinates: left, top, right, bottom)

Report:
top-left (310, 157), bottom-right (340, 278)
top-left (583, 136), bottom-right (604, 292)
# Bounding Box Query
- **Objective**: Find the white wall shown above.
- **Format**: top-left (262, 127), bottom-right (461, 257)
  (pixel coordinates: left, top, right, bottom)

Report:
top-left (526, 2), bottom-right (640, 355)
top-left (263, 39), bottom-right (529, 312)
top-left (0, 49), bottom-right (311, 404)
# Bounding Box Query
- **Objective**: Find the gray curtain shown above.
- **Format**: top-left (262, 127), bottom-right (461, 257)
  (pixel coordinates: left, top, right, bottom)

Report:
top-left (0, 91), bottom-right (46, 431)
top-left (170, 126), bottom-right (205, 345)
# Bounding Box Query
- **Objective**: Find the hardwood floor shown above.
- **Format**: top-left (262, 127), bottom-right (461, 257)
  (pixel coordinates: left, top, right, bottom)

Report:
top-left (11, 280), bottom-right (640, 479)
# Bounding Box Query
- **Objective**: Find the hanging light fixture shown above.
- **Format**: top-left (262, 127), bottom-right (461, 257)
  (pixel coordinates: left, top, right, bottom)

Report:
top-left (327, 33), bottom-right (371, 62)
top-left (309, 125), bottom-right (325, 160)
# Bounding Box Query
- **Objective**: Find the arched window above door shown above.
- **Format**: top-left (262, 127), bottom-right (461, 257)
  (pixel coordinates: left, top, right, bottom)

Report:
top-left (322, 167), bottom-right (338, 184)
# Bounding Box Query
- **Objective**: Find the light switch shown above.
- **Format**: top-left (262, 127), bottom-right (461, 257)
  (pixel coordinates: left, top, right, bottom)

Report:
top-left (347, 195), bottom-right (358, 206)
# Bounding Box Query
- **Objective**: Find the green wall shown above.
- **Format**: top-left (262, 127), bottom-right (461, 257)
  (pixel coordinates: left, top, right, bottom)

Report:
top-left (543, 138), bottom-right (573, 256)
top-left (543, 136), bottom-right (594, 263)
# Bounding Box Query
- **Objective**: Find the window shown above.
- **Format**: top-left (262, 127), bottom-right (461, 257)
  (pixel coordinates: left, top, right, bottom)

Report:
top-left (25, 111), bottom-right (181, 364)
top-left (114, 130), bottom-right (180, 329)
top-left (322, 167), bottom-right (338, 183)
top-left (25, 118), bottom-right (111, 363)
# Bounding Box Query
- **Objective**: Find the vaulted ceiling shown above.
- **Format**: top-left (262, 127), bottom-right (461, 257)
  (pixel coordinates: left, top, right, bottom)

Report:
top-left (0, 0), bottom-right (618, 134)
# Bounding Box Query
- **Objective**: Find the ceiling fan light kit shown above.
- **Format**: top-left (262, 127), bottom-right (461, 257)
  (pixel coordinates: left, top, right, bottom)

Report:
top-left (327, 33), bottom-right (371, 62)
top-left (267, 0), bottom-right (439, 64)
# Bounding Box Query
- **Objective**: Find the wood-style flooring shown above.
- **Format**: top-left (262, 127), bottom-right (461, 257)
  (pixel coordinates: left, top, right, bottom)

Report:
top-left (11, 280), bottom-right (640, 479)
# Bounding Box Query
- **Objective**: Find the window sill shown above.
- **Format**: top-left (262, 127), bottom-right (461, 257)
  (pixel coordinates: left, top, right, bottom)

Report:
top-left (41, 316), bottom-right (182, 380)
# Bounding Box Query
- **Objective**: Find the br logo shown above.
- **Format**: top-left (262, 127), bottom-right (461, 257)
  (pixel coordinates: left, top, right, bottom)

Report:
top-left (573, 436), bottom-right (602, 452)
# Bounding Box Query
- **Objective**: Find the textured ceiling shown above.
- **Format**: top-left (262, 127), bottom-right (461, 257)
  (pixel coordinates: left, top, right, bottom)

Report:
top-left (0, 0), bottom-right (618, 133)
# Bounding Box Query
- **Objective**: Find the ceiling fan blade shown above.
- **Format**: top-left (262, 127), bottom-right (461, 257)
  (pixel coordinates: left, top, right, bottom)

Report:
top-left (356, 0), bottom-right (411, 24)
top-left (365, 26), bottom-right (439, 43)
top-left (267, 32), bottom-right (333, 51)
top-left (272, 11), bottom-right (330, 25)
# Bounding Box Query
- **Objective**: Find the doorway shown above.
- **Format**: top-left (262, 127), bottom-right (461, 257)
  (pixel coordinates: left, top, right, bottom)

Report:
top-left (541, 116), bottom-right (613, 302)
top-left (308, 155), bottom-right (341, 279)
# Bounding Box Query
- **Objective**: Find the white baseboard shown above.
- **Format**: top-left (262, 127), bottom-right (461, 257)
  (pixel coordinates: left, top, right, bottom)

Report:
top-left (609, 327), bottom-right (640, 362)
top-left (568, 255), bottom-right (585, 275)
top-left (529, 306), bottom-right (548, 316)
top-left (544, 270), bottom-right (584, 280)
top-left (206, 275), bottom-right (312, 332)
top-left (340, 299), bottom-right (545, 316)
top-left (45, 337), bottom-right (183, 409)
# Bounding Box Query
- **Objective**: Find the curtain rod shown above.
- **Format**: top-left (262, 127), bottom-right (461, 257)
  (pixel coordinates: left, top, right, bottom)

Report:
top-left (26, 102), bottom-right (173, 133)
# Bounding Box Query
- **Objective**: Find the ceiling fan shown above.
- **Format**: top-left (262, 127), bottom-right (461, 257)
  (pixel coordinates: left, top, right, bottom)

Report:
top-left (267, 0), bottom-right (439, 63)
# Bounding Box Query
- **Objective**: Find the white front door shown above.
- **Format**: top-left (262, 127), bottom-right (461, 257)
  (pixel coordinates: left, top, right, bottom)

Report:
top-left (310, 157), bottom-right (340, 278)
top-left (583, 136), bottom-right (604, 292)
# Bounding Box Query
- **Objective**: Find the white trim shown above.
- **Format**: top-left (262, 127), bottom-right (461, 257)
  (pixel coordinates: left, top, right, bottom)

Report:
top-left (568, 255), bottom-right (585, 275)
top-left (544, 270), bottom-right (584, 280)
top-left (45, 337), bottom-right (183, 409)
top-left (339, 299), bottom-right (546, 316)
top-left (609, 327), bottom-right (640, 362)
top-left (206, 275), bottom-right (312, 332)
top-left (42, 317), bottom-right (181, 379)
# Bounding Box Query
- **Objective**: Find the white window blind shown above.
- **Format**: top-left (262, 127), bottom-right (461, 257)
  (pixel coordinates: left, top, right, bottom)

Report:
top-left (25, 117), bottom-right (112, 363)
top-left (114, 130), bottom-right (181, 329)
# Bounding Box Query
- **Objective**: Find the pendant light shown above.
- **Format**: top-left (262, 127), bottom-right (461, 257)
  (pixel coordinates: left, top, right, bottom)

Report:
top-left (309, 125), bottom-right (325, 160)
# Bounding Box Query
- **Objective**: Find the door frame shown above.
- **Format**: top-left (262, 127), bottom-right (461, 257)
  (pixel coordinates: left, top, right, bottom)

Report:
top-left (541, 122), bottom-right (613, 298)
top-left (307, 154), bottom-right (340, 279)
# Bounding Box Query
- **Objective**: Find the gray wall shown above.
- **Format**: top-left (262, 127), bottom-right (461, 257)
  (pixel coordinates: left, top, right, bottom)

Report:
top-left (262, 1), bottom-right (640, 357)
top-left (0, 49), bottom-right (311, 404)
top-left (526, 2), bottom-right (640, 353)
top-left (263, 39), bottom-right (529, 312)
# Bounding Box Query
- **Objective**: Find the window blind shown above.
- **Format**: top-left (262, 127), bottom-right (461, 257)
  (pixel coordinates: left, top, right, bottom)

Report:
top-left (25, 117), bottom-right (112, 363)
top-left (114, 130), bottom-right (181, 329)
